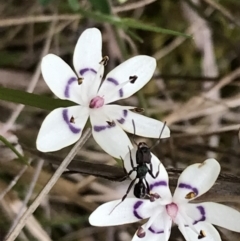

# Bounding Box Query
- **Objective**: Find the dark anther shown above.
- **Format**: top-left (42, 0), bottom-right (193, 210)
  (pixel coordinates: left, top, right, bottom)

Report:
top-left (198, 161), bottom-right (206, 168)
top-left (137, 227), bottom-right (146, 238)
top-left (100, 56), bottom-right (109, 66)
top-left (198, 230), bottom-right (206, 239)
top-left (129, 75), bottom-right (138, 83)
top-left (185, 191), bottom-right (197, 199)
top-left (106, 121), bottom-right (115, 127)
top-left (149, 192), bottom-right (160, 202)
top-left (70, 116), bottom-right (75, 123)
top-left (78, 77), bottom-right (84, 85)
top-left (133, 107), bottom-right (144, 113)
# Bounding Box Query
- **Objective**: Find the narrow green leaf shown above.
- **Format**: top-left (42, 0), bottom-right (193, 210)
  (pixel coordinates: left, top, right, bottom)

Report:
top-left (0, 135), bottom-right (28, 165)
top-left (89, 0), bottom-right (111, 14)
top-left (0, 86), bottom-right (75, 111)
top-left (77, 8), bottom-right (191, 38)
top-left (126, 30), bottom-right (144, 43)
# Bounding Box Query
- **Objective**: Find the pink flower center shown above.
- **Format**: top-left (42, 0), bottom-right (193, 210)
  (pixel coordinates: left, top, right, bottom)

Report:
top-left (89, 96), bottom-right (104, 109)
top-left (166, 202), bottom-right (178, 221)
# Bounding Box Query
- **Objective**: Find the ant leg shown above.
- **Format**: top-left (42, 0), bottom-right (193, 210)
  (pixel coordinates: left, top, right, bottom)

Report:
top-left (119, 152), bottom-right (136, 182)
top-left (144, 178), bottom-right (160, 202)
top-left (121, 178), bottom-right (137, 202)
top-left (144, 178), bottom-right (151, 194)
top-left (120, 156), bottom-right (127, 175)
top-left (109, 178), bottom-right (137, 214)
top-left (128, 146), bottom-right (135, 169)
top-left (118, 168), bottom-right (136, 182)
top-left (148, 162), bottom-right (161, 179)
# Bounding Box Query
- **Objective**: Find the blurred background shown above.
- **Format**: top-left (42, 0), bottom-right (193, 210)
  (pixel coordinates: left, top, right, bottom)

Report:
top-left (0, 0), bottom-right (240, 240)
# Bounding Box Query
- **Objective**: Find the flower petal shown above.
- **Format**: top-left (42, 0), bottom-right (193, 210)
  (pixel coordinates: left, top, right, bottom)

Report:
top-left (132, 210), bottom-right (171, 241)
top-left (89, 198), bottom-right (154, 227)
top-left (90, 109), bottom-right (133, 158)
top-left (124, 147), bottom-right (172, 203)
top-left (98, 56), bottom-right (156, 104)
top-left (41, 54), bottom-right (82, 104)
top-left (36, 106), bottom-right (89, 152)
top-left (103, 105), bottom-right (170, 139)
top-left (186, 202), bottom-right (240, 232)
top-left (173, 159), bottom-right (220, 203)
top-left (73, 28), bottom-right (102, 77)
top-left (178, 221), bottom-right (221, 241)
top-left (73, 28), bottom-right (102, 102)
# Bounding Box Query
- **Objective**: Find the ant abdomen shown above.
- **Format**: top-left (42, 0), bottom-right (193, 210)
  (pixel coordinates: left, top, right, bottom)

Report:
top-left (134, 182), bottom-right (146, 198)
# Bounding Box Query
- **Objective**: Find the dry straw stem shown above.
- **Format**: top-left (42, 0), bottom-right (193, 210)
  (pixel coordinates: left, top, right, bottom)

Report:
top-left (164, 66), bottom-right (240, 124)
top-left (20, 147), bottom-right (240, 204)
top-left (6, 159), bottom-right (44, 237)
top-left (113, 0), bottom-right (157, 13)
top-left (5, 128), bottom-right (91, 241)
top-left (1, 20), bottom-right (56, 135)
top-left (0, 15), bottom-right (80, 27)
top-left (202, 0), bottom-right (240, 28)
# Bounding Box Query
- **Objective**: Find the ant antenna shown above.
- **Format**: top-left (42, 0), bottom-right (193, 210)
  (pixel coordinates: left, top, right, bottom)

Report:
top-left (131, 119), bottom-right (138, 146)
top-left (150, 121), bottom-right (167, 150)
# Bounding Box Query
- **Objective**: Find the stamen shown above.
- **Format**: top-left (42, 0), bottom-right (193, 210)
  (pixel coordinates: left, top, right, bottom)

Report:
top-left (198, 230), bottom-right (206, 239)
top-left (178, 211), bottom-right (199, 235)
top-left (105, 75), bottom-right (138, 101)
top-left (198, 161), bottom-right (206, 168)
top-left (137, 227), bottom-right (146, 238)
top-left (185, 191), bottom-right (197, 199)
top-left (129, 75), bottom-right (138, 83)
top-left (77, 77), bottom-right (84, 85)
top-left (70, 116), bottom-right (75, 123)
top-left (99, 56), bottom-right (109, 66)
top-left (143, 208), bottom-right (162, 233)
top-left (132, 107), bottom-right (144, 113)
top-left (149, 192), bottom-right (160, 202)
top-left (106, 121), bottom-right (116, 127)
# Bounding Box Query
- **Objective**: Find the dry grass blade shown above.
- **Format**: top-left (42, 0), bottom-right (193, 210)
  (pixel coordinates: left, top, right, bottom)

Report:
top-left (5, 128), bottom-right (91, 241)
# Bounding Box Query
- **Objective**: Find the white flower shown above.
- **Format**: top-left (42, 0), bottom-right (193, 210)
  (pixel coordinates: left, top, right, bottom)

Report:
top-left (36, 28), bottom-right (170, 158)
top-left (89, 150), bottom-right (240, 241)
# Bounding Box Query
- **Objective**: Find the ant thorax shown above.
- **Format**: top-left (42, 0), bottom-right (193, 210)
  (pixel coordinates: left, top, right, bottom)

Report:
top-left (136, 165), bottom-right (149, 179)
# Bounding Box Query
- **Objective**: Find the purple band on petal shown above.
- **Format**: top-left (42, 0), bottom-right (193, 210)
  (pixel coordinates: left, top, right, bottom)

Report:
top-left (62, 109), bottom-right (81, 134)
top-left (148, 226), bottom-right (164, 234)
top-left (107, 77), bottom-right (118, 85)
top-left (93, 122), bottom-right (116, 132)
top-left (150, 181), bottom-right (167, 191)
top-left (193, 206), bottom-right (206, 224)
top-left (106, 77), bottom-right (124, 97)
top-left (178, 183), bottom-right (199, 195)
top-left (64, 77), bottom-right (77, 98)
top-left (133, 201), bottom-right (143, 219)
top-left (117, 118), bottom-right (125, 124)
top-left (119, 89), bottom-right (123, 97)
top-left (117, 110), bottom-right (128, 124)
top-left (94, 126), bottom-right (106, 132)
top-left (79, 68), bottom-right (97, 76)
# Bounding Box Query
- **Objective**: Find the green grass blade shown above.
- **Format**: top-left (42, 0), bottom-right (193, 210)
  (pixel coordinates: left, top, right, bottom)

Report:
top-left (0, 135), bottom-right (28, 165)
top-left (77, 8), bottom-right (191, 38)
top-left (0, 86), bottom-right (75, 111)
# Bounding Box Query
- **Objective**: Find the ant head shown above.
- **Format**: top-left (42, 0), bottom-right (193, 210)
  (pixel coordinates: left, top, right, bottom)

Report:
top-left (136, 142), bottom-right (152, 164)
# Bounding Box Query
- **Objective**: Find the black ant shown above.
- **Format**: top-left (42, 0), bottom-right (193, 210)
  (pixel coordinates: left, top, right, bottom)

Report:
top-left (109, 120), bottom-right (167, 213)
